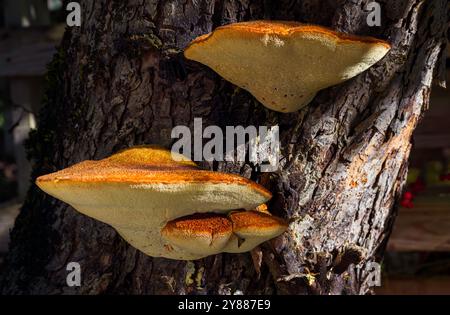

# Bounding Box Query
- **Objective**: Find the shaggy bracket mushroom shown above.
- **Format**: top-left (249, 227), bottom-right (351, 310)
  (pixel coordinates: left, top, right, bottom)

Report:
top-left (36, 146), bottom-right (287, 260)
top-left (184, 20), bottom-right (391, 113)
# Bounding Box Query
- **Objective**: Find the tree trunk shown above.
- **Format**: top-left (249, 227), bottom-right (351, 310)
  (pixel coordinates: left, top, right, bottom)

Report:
top-left (0, 0), bottom-right (447, 295)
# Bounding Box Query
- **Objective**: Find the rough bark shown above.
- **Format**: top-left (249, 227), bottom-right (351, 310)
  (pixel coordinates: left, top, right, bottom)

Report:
top-left (0, 0), bottom-right (448, 295)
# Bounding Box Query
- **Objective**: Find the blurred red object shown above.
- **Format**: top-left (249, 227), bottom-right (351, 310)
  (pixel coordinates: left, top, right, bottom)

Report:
top-left (410, 179), bottom-right (425, 194)
top-left (400, 199), bottom-right (414, 208)
top-left (403, 191), bottom-right (414, 200)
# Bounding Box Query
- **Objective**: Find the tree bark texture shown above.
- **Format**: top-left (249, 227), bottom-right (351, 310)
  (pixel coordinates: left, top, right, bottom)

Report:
top-left (0, 0), bottom-right (448, 295)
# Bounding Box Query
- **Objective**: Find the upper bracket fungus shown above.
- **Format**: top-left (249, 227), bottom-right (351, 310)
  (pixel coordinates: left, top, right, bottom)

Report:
top-left (184, 20), bottom-right (391, 113)
top-left (36, 146), bottom-right (287, 260)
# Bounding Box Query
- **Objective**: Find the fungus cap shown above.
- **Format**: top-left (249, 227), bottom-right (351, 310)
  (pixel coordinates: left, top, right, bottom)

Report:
top-left (161, 209), bottom-right (288, 256)
top-left (185, 20), bottom-right (391, 112)
top-left (36, 146), bottom-right (272, 260)
top-left (161, 213), bottom-right (233, 256)
top-left (223, 210), bottom-right (288, 253)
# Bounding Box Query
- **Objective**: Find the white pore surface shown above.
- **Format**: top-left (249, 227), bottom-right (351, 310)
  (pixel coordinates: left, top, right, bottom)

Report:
top-left (187, 30), bottom-right (389, 112)
top-left (39, 181), bottom-right (270, 260)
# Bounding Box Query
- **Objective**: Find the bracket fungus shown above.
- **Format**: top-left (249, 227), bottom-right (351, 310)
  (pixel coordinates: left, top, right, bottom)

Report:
top-left (161, 209), bottom-right (287, 257)
top-left (184, 20), bottom-right (391, 113)
top-left (36, 146), bottom-right (287, 260)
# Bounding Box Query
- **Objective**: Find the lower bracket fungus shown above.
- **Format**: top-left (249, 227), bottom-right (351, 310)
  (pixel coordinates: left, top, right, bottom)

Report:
top-left (36, 146), bottom-right (287, 260)
top-left (184, 20), bottom-right (391, 113)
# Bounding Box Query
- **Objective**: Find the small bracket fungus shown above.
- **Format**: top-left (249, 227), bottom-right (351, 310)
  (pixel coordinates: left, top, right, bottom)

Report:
top-left (36, 146), bottom-right (287, 260)
top-left (161, 209), bottom-right (288, 257)
top-left (184, 20), bottom-right (391, 113)
top-left (161, 213), bottom-right (234, 257)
